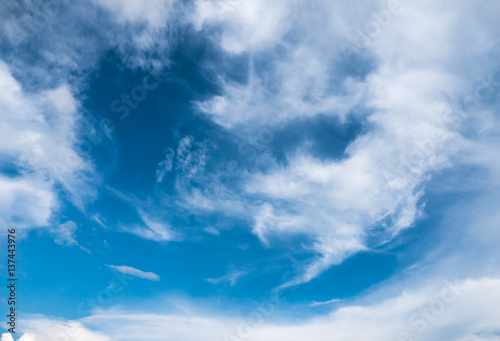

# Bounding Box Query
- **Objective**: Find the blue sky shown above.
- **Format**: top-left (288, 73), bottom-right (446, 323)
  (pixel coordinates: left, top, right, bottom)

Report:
top-left (1, 0), bottom-right (500, 340)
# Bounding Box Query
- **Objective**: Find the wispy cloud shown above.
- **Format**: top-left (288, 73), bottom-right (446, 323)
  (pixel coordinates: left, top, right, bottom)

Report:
top-left (205, 268), bottom-right (248, 286)
top-left (107, 265), bottom-right (160, 281)
top-left (203, 227), bottom-right (221, 236)
top-left (308, 298), bottom-right (341, 307)
top-left (106, 186), bottom-right (180, 242)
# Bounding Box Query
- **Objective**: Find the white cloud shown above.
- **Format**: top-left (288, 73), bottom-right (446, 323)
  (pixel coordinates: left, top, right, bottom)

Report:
top-left (0, 334), bottom-right (35, 341)
top-left (53, 220), bottom-right (79, 246)
top-left (203, 227), bottom-right (220, 236)
top-left (167, 136), bottom-right (246, 216)
top-left (88, 0), bottom-right (178, 70)
top-left (192, 1), bottom-right (368, 128)
top-left (0, 176), bottom-right (55, 229)
top-left (0, 61), bottom-right (96, 230)
top-left (17, 277), bottom-right (500, 341)
top-left (308, 299), bottom-right (341, 307)
top-left (107, 265), bottom-right (160, 281)
top-left (156, 148), bottom-right (175, 183)
top-left (192, 0), bottom-right (297, 54)
top-left (250, 278), bottom-right (500, 341)
top-left (206, 268), bottom-right (248, 286)
top-left (84, 310), bottom-right (232, 341)
top-left (91, 0), bottom-right (176, 27)
top-left (1, 333), bottom-right (13, 341)
top-left (188, 0), bottom-right (500, 285)
top-left (2, 0), bottom-right (499, 299)
top-left (105, 186), bottom-right (179, 242)
top-left (128, 210), bottom-right (178, 242)
top-left (19, 318), bottom-right (110, 341)
top-left (18, 334), bottom-right (36, 341)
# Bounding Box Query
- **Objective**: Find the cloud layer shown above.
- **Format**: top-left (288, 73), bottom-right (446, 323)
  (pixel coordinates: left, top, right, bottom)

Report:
top-left (15, 277), bottom-right (500, 341)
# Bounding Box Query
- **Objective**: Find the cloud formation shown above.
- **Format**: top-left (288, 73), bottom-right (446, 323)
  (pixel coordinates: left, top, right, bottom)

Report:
top-left (1, 1), bottom-right (499, 340)
top-left (0, 61), bottom-right (96, 230)
top-left (18, 318), bottom-right (110, 341)
top-left (205, 267), bottom-right (248, 286)
top-left (107, 265), bottom-right (160, 281)
top-left (189, 0), bottom-right (500, 285)
top-left (16, 277), bottom-right (500, 341)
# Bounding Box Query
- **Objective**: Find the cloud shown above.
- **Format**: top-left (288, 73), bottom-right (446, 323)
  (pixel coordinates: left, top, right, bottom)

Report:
top-left (18, 334), bottom-right (36, 341)
top-left (105, 186), bottom-right (179, 242)
top-left (107, 265), bottom-right (160, 281)
top-left (156, 148), bottom-right (175, 183)
top-left (0, 0), bottom-right (183, 238)
top-left (0, 0), bottom-right (178, 73)
top-left (250, 278), bottom-right (500, 341)
top-left (127, 210), bottom-right (178, 242)
top-left (88, 0), bottom-right (179, 70)
top-left (91, 0), bottom-right (176, 27)
top-left (50, 220), bottom-right (90, 252)
top-left (0, 175), bottom-right (55, 229)
top-left (191, 0), bottom-right (367, 128)
top-left (53, 221), bottom-right (79, 246)
top-left (0, 61), bottom-right (96, 229)
top-left (5, 330), bottom-right (69, 341)
top-left (191, 0), bottom-right (297, 54)
top-left (187, 0), bottom-right (500, 286)
top-left (0, 334), bottom-right (34, 341)
top-left (2, 0), bottom-right (499, 299)
top-left (1, 334), bottom-right (13, 341)
top-left (205, 268), bottom-right (248, 286)
top-left (203, 227), bottom-right (220, 236)
top-left (308, 299), bottom-right (341, 307)
top-left (17, 277), bottom-right (500, 341)
top-left (165, 135), bottom-right (246, 216)
top-left (18, 317), bottom-right (110, 341)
